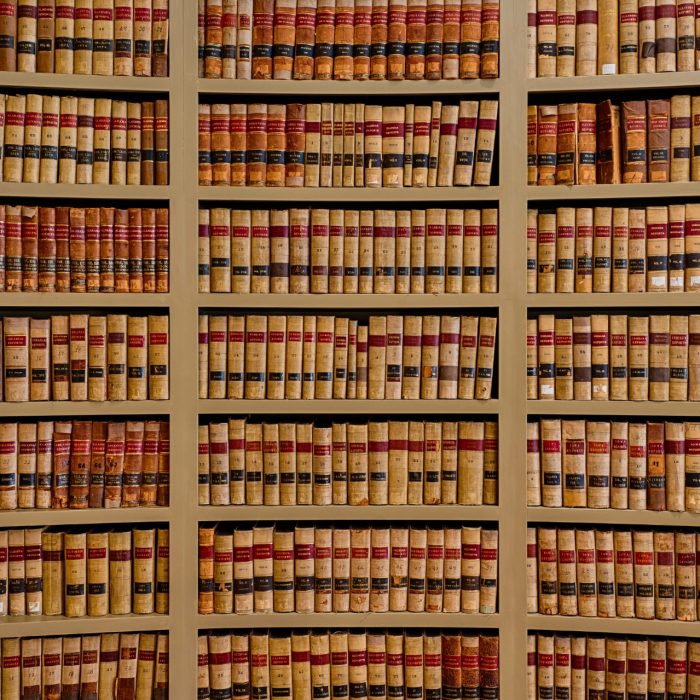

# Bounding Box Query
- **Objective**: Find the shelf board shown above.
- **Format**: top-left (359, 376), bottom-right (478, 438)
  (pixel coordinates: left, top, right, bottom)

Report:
top-left (198, 612), bottom-right (500, 629)
top-left (527, 183), bottom-right (699, 200)
top-left (0, 183), bottom-right (171, 199)
top-left (2, 400), bottom-right (171, 417)
top-left (199, 186), bottom-right (501, 202)
top-left (199, 399), bottom-right (499, 414)
top-left (526, 507), bottom-right (700, 527)
top-left (527, 292), bottom-right (700, 308)
top-left (199, 293), bottom-right (500, 309)
top-left (0, 507), bottom-right (171, 527)
top-left (0, 71), bottom-right (172, 92)
top-left (0, 613), bottom-right (170, 636)
top-left (197, 505), bottom-right (500, 521)
top-left (0, 293), bottom-right (172, 308)
top-left (197, 78), bottom-right (499, 96)
top-left (527, 614), bottom-right (699, 636)
top-left (527, 400), bottom-right (697, 416)
top-left (528, 72), bottom-right (700, 94)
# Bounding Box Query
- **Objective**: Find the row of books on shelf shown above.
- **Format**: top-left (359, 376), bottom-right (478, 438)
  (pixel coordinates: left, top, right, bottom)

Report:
top-left (198, 314), bottom-right (497, 400)
top-left (0, 94), bottom-right (170, 186)
top-left (528, 634), bottom-right (699, 699)
top-left (527, 204), bottom-right (700, 294)
top-left (0, 0), bottom-right (169, 76)
top-left (198, 524), bottom-right (498, 615)
top-left (0, 419), bottom-right (170, 511)
top-left (0, 314), bottom-right (170, 402)
top-left (528, 313), bottom-right (700, 402)
top-left (198, 207), bottom-right (498, 295)
top-left (198, 0), bottom-right (499, 80)
top-left (198, 418), bottom-right (497, 507)
top-left (0, 526), bottom-right (169, 618)
top-left (1, 633), bottom-right (169, 700)
top-left (0, 204), bottom-right (169, 294)
top-left (528, 96), bottom-right (700, 186)
top-left (198, 631), bottom-right (500, 700)
top-left (527, 419), bottom-right (699, 513)
top-left (529, 0), bottom-right (700, 78)
top-left (198, 100), bottom-right (498, 188)
top-left (528, 527), bottom-right (699, 621)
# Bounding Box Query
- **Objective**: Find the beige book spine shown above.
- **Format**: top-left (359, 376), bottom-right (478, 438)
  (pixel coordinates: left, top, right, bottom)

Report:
top-left (356, 324), bottom-right (368, 399)
top-left (441, 421), bottom-right (458, 504)
top-left (367, 420), bottom-right (388, 504)
top-left (41, 531), bottom-right (64, 615)
top-left (330, 527), bottom-right (349, 612)
top-left (537, 211), bottom-right (556, 293)
top-left (328, 209), bottom-right (344, 293)
top-left (554, 207), bottom-right (574, 292)
top-left (226, 315), bottom-right (245, 400)
top-left (86, 530), bottom-right (109, 616)
top-left (654, 530), bottom-right (676, 619)
top-left (314, 314), bottom-right (334, 399)
top-left (612, 529), bottom-right (634, 618)
top-left (539, 418), bottom-right (562, 507)
top-left (561, 419), bottom-right (585, 507)
top-left (300, 315), bottom-right (315, 398)
top-left (628, 315), bottom-right (649, 400)
top-left (407, 525), bottom-right (426, 612)
top-left (244, 314), bottom-right (267, 399)
top-left (537, 527), bottom-right (558, 614)
top-left (423, 420), bottom-right (441, 505)
top-left (526, 421), bottom-right (541, 506)
top-left (283, 314), bottom-right (302, 399)
top-left (387, 420), bottom-right (408, 505)
top-left (556, 528), bottom-right (577, 615)
top-left (374, 209), bottom-right (396, 294)
top-left (628, 422), bottom-right (647, 510)
top-left (253, 525), bottom-right (273, 612)
top-left (124, 314), bottom-right (146, 400)
top-left (388, 525), bottom-right (408, 611)
top-left (574, 207), bottom-right (593, 291)
top-left (367, 315), bottom-right (386, 400)
top-left (460, 526), bottom-right (480, 613)
top-left (331, 422), bottom-right (347, 504)
top-left (358, 210), bottom-right (374, 294)
top-left (406, 420), bottom-right (423, 504)
top-left (649, 314), bottom-right (670, 401)
top-left (586, 421), bottom-right (610, 508)
top-left (230, 210), bottom-right (251, 293)
top-left (481, 208), bottom-right (498, 293)
top-left (427, 100), bottom-right (441, 187)
top-left (462, 208), bottom-right (481, 293)
top-left (554, 317), bottom-right (573, 400)
top-left (109, 529), bottom-right (132, 615)
top-left (674, 530), bottom-right (697, 621)
top-left (479, 527), bottom-right (498, 613)
top-left (245, 423), bottom-right (263, 505)
top-left (348, 525), bottom-right (369, 612)
top-left (474, 315), bottom-right (496, 399)
top-left (610, 207), bottom-right (629, 292)
top-left (572, 315), bottom-right (591, 400)
top-left (272, 528), bottom-right (294, 612)
top-left (619, 0), bottom-right (639, 74)
top-left (400, 315), bottom-right (421, 399)
top-left (132, 527), bottom-right (155, 614)
top-left (609, 421), bottom-right (629, 509)
top-left (369, 526), bottom-right (389, 612)
top-left (669, 314), bottom-right (689, 401)
top-left (537, 313), bottom-right (555, 400)
top-left (536, 0), bottom-right (556, 76)
top-left (346, 423), bottom-right (368, 506)
top-left (278, 422), bottom-right (296, 505)
top-left (597, 0), bottom-right (618, 73)
top-left (457, 420), bottom-right (484, 505)
top-left (574, 528), bottom-right (595, 616)
top-left (590, 314), bottom-right (609, 401)
top-left (266, 315), bottom-right (286, 401)
top-left (64, 530), bottom-right (87, 616)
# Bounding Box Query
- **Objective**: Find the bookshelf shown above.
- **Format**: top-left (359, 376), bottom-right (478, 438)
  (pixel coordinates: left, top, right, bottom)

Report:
top-left (1, 0), bottom-right (698, 696)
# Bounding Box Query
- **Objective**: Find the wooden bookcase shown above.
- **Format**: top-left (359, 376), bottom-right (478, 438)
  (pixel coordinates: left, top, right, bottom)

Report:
top-left (2, 0), bottom-right (699, 696)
